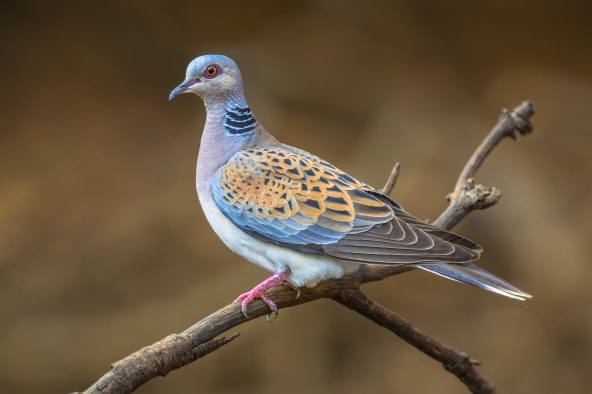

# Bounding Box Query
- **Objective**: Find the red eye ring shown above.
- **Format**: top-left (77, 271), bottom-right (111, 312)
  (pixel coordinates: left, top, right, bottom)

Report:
top-left (203, 64), bottom-right (222, 79)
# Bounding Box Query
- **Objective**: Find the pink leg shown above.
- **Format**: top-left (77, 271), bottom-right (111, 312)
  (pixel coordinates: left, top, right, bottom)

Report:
top-left (234, 268), bottom-right (300, 318)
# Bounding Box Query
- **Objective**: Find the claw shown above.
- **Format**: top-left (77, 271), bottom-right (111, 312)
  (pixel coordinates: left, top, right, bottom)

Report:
top-left (234, 268), bottom-right (300, 318)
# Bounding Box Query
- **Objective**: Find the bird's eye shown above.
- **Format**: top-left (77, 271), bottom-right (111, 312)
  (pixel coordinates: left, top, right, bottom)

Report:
top-left (203, 64), bottom-right (222, 79)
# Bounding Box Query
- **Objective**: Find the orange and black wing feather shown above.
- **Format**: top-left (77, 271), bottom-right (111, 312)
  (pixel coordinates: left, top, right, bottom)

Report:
top-left (211, 146), bottom-right (480, 263)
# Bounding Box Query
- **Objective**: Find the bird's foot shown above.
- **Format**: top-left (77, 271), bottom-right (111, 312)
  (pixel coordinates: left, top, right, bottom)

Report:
top-left (234, 268), bottom-right (300, 319)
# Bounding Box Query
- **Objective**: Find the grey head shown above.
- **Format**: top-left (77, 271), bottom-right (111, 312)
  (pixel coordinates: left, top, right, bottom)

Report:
top-left (169, 54), bottom-right (246, 104)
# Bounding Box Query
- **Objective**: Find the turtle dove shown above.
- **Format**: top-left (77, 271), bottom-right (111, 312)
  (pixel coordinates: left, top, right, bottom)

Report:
top-left (169, 54), bottom-right (531, 317)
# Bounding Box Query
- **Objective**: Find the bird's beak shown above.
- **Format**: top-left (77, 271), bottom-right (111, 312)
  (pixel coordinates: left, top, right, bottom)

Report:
top-left (169, 79), bottom-right (199, 101)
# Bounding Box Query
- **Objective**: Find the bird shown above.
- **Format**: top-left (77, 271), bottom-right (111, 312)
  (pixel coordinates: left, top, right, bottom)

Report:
top-left (169, 54), bottom-right (532, 317)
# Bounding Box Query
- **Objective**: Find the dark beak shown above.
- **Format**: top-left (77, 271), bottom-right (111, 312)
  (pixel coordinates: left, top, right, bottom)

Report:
top-left (169, 79), bottom-right (199, 101)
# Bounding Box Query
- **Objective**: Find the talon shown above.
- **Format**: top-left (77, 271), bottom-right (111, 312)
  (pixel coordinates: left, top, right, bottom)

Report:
top-left (265, 310), bottom-right (278, 322)
top-left (234, 268), bottom-right (297, 318)
top-left (280, 279), bottom-right (300, 296)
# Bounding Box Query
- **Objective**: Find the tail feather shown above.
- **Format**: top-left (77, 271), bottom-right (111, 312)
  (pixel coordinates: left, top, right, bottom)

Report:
top-left (418, 263), bottom-right (532, 300)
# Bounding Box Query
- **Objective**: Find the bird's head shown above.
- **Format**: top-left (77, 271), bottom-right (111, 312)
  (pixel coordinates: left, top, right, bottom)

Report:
top-left (169, 54), bottom-right (244, 103)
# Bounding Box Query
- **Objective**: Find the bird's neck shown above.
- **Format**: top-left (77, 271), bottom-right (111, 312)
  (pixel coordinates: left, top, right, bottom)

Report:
top-left (196, 98), bottom-right (256, 192)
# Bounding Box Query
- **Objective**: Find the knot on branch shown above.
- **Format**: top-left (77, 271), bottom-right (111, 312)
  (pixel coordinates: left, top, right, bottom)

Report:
top-left (444, 353), bottom-right (480, 374)
top-left (193, 333), bottom-right (241, 358)
top-left (505, 100), bottom-right (535, 140)
top-left (459, 181), bottom-right (503, 210)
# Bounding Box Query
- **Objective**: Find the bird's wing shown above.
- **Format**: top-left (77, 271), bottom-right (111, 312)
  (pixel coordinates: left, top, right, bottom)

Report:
top-left (211, 146), bottom-right (479, 262)
top-left (324, 190), bottom-right (482, 263)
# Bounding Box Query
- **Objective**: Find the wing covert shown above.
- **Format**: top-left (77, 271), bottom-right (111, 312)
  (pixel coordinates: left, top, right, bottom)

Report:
top-left (211, 146), bottom-right (481, 265)
top-left (211, 147), bottom-right (394, 249)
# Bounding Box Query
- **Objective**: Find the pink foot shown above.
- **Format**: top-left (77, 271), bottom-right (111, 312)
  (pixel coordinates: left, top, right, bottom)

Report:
top-left (234, 268), bottom-right (300, 318)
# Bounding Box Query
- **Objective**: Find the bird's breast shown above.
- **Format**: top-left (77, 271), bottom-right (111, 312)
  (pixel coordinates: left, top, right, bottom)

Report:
top-left (195, 177), bottom-right (358, 287)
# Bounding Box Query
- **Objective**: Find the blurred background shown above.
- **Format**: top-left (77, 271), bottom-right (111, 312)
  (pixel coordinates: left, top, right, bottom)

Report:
top-left (1, 1), bottom-right (591, 393)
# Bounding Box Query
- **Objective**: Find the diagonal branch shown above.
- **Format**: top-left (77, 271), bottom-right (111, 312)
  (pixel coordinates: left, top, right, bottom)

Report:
top-left (78, 100), bottom-right (535, 394)
top-left (381, 162), bottom-right (401, 195)
top-left (435, 100), bottom-right (535, 229)
top-left (332, 288), bottom-right (495, 394)
top-left (88, 333), bottom-right (240, 394)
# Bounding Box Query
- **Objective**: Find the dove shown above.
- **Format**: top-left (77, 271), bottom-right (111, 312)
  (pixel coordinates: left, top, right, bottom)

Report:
top-left (169, 54), bottom-right (531, 317)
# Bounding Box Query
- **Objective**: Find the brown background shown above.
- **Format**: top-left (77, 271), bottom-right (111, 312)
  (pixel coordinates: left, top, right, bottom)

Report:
top-left (2, 1), bottom-right (591, 393)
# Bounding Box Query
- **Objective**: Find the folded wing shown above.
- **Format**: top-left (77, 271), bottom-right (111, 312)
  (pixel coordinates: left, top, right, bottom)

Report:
top-left (211, 146), bottom-right (479, 263)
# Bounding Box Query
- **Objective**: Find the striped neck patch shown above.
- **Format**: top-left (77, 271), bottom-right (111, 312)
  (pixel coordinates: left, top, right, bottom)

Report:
top-left (224, 104), bottom-right (257, 135)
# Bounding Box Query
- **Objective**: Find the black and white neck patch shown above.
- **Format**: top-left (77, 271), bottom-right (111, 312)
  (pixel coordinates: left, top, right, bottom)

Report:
top-left (224, 104), bottom-right (257, 135)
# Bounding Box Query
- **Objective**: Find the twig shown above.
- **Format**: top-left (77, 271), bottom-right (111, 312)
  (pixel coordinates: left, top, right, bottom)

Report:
top-left (78, 101), bottom-right (534, 394)
top-left (435, 100), bottom-right (535, 229)
top-left (381, 162), bottom-right (401, 195)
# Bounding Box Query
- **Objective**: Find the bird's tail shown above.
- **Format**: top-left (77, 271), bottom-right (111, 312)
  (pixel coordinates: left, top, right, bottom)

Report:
top-left (418, 263), bottom-right (532, 300)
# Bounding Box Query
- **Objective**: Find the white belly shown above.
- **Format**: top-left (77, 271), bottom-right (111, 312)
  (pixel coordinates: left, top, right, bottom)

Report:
top-left (197, 184), bottom-right (358, 287)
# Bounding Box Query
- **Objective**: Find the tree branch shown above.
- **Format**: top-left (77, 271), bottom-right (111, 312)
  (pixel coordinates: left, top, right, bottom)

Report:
top-left (381, 162), bottom-right (401, 195)
top-left (435, 100), bottom-right (535, 229)
top-left (79, 100), bottom-right (535, 394)
top-left (88, 333), bottom-right (240, 393)
top-left (332, 288), bottom-right (496, 394)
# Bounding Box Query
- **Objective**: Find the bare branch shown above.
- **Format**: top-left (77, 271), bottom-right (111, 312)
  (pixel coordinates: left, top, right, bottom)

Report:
top-left (79, 101), bottom-right (535, 394)
top-left (381, 162), bottom-right (401, 195)
top-left (435, 100), bottom-right (535, 229)
top-left (82, 334), bottom-right (239, 394)
top-left (332, 289), bottom-right (496, 394)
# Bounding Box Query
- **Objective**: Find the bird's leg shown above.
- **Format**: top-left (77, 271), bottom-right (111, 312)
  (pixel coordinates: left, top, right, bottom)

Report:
top-left (234, 268), bottom-right (300, 318)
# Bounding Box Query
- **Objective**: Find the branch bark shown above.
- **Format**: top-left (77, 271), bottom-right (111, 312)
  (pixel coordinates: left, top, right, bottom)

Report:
top-left (435, 100), bottom-right (535, 229)
top-left (79, 100), bottom-right (535, 394)
top-left (332, 289), bottom-right (496, 394)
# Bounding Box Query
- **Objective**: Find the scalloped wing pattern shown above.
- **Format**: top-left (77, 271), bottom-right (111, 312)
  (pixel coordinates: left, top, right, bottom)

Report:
top-left (211, 147), bottom-right (393, 247)
top-left (211, 146), bottom-right (480, 263)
